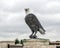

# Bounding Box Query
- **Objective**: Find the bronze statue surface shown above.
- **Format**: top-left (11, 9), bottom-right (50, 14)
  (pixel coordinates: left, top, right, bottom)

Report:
top-left (25, 8), bottom-right (45, 38)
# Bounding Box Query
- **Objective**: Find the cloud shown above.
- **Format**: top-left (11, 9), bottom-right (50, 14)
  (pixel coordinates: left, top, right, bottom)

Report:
top-left (0, 0), bottom-right (60, 41)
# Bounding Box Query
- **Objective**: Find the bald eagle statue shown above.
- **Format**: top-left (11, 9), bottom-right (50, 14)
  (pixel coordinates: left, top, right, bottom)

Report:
top-left (25, 8), bottom-right (45, 38)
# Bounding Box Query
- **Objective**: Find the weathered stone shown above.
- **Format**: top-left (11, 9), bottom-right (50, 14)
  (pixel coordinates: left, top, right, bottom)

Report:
top-left (23, 38), bottom-right (50, 48)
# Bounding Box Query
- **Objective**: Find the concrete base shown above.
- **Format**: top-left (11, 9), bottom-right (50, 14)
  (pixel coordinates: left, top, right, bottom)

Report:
top-left (23, 38), bottom-right (51, 48)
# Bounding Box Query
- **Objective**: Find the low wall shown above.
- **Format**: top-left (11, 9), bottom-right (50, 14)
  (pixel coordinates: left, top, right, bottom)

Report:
top-left (8, 44), bottom-right (23, 48)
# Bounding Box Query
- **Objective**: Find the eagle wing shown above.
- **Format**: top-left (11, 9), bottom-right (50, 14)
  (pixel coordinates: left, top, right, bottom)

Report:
top-left (25, 13), bottom-right (45, 32)
top-left (30, 14), bottom-right (45, 31)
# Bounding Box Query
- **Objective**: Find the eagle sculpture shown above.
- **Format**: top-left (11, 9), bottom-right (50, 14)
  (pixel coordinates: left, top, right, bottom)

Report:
top-left (25, 8), bottom-right (45, 38)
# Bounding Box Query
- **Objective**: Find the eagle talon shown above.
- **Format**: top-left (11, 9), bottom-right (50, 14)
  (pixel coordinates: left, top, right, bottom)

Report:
top-left (29, 34), bottom-right (37, 38)
top-left (33, 35), bottom-right (37, 38)
top-left (29, 35), bottom-right (33, 38)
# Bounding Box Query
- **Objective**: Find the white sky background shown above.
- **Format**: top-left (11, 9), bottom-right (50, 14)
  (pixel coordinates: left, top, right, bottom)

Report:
top-left (0, 0), bottom-right (60, 41)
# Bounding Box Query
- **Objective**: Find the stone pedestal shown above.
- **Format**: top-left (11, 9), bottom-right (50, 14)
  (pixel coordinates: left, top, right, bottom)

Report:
top-left (23, 38), bottom-right (50, 48)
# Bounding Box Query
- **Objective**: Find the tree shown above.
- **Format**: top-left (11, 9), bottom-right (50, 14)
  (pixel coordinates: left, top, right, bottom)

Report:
top-left (15, 38), bottom-right (20, 44)
top-left (20, 40), bottom-right (23, 44)
top-left (20, 40), bottom-right (24, 46)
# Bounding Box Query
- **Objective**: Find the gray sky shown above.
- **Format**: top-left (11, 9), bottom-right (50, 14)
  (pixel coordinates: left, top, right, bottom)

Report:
top-left (0, 0), bottom-right (60, 41)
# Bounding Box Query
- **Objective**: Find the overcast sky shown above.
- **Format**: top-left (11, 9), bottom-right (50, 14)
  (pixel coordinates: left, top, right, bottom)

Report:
top-left (0, 0), bottom-right (60, 41)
